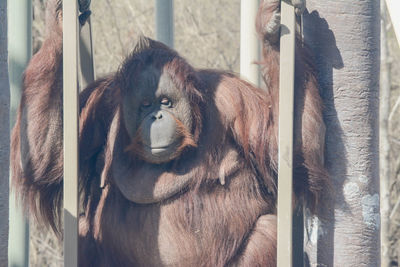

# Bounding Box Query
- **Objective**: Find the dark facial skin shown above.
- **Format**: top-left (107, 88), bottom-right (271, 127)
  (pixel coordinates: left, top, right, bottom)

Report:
top-left (122, 65), bottom-right (194, 163)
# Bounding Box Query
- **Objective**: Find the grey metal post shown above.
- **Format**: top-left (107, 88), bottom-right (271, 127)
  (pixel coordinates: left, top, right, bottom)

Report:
top-left (155, 0), bottom-right (174, 48)
top-left (0, 0), bottom-right (10, 265)
top-left (303, 0), bottom-right (381, 266)
top-left (8, 0), bottom-right (31, 266)
top-left (240, 0), bottom-right (260, 86)
top-left (79, 16), bottom-right (95, 89)
top-left (277, 2), bottom-right (296, 266)
top-left (63, 1), bottom-right (79, 266)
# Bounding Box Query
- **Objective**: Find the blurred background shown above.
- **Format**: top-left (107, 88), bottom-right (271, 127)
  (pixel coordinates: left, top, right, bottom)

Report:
top-left (25, 0), bottom-right (400, 266)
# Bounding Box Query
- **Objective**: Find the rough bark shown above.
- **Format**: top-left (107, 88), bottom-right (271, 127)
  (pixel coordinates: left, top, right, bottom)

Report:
top-left (380, 1), bottom-right (391, 266)
top-left (0, 0), bottom-right (10, 265)
top-left (303, 0), bottom-right (381, 266)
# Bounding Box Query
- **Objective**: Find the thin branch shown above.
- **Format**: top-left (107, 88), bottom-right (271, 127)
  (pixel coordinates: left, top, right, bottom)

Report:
top-left (389, 95), bottom-right (400, 123)
top-left (389, 157), bottom-right (400, 219)
top-left (391, 197), bottom-right (400, 219)
top-left (31, 236), bottom-right (63, 261)
top-left (395, 155), bottom-right (400, 178)
top-left (389, 135), bottom-right (400, 146)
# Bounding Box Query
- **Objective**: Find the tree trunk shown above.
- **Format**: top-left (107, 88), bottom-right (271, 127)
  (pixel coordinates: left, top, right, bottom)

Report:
top-left (380, 1), bottom-right (391, 266)
top-left (0, 0), bottom-right (10, 265)
top-left (303, 0), bottom-right (381, 266)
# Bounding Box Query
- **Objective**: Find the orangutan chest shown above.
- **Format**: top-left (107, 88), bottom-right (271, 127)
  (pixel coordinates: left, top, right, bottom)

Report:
top-left (110, 169), bottom-right (270, 266)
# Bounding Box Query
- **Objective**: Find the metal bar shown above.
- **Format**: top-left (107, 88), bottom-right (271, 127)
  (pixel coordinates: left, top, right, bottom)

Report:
top-left (79, 16), bottom-right (95, 90)
top-left (8, 0), bottom-right (31, 266)
top-left (277, 1), bottom-right (296, 267)
top-left (63, 0), bottom-right (79, 266)
top-left (240, 0), bottom-right (260, 86)
top-left (292, 207), bottom-right (304, 265)
top-left (0, 0), bottom-right (10, 265)
top-left (155, 0), bottom-right (174, 48)
top-left (293, 15), bottom-right (304, 267)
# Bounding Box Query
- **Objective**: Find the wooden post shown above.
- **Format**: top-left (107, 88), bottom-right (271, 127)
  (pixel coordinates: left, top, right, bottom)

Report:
top-left (277, 1), bottom-right (296, 267)
top-left (63, 1), bottom-right (79, 266)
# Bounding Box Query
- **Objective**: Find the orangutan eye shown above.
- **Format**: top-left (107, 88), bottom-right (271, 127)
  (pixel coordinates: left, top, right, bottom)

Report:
top-left (160, 97), bottom-right (172, 107)
top-left (141, 100), bottom-right (151, 108)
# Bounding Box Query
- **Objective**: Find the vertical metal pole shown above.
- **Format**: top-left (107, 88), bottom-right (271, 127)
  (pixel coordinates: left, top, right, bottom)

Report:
top-left (63, 1), bottom-right (79, 266)
top-left (155, 0), bottom-right (174, 48)
top-left (79, 17), bottom-right (95, 89)
top-left (277, 1), bottom-right (296, 267)
top-left (0, 0), bottom-right (10, 265)
top-left (240, 0), bottom-right (260, 86)
top-left (8, 0), bottom-right (31, 266)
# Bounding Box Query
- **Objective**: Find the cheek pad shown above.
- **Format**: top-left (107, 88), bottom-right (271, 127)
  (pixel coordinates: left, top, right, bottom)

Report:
top-left (122, 103), bottom-right (140, 139)
top-left (173, 100), bottom-right (193, 132)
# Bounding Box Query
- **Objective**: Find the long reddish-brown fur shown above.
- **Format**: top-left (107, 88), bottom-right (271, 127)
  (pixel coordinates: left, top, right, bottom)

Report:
top-left (11, 0), bottom-right (328, 266)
